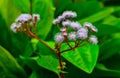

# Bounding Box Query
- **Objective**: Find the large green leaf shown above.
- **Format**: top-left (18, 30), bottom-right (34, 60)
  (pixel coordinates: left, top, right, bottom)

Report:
top-left (62, 44), bottom-right (99, 73)
top-left (102, 15), bottom-right (118, 25)
top-left (99, 53), bottom-right (120, 71)
top-left (33, 0), bottom-right (55, 39)
top-left (95, 24), bottom-right (120, 36)
top-left (93, 63), bottom-right (120, 77)
top-left (0, 14), bottom-right (12, 52)
top-left (99, 38), bottom-right (120, 61)
top-left (79, 8), bottom-right (114, 24)
top-left (12, 0), bottom-right (30, 13)
top-left (0, 0), bottom-right (21, 26)
top-left (0, 45), bottom-right (26, 78)
top-left (54, 0), bottom-right (72, 15)
top-left (55, 0), bottom-right (101, 18)
top-left (10, 33), bottom-right (32, 57)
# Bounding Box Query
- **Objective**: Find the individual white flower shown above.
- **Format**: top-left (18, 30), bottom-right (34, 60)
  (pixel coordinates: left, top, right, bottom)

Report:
top-left (57, 15), bottom-right (65, 22)
top-left (89, 35), bottom-right (98, 44)
top-left (77, 33), bottom-right (88, 40)
top-left (15, 14), bottom-right (32, 22)
top-left (84, 22), bottom-right (93, 28)
top-left (54, 33), bottom-right (64, 43)
top-left (32, 14), bottom-right (40, 22)
top-left (91, 25), bottom-right (98, 32)
top-left (77, 27), bottom-right (88, 40)
top-left (62, 20), bottom-right (71, 27)
top-left (60, 27), bottom-right (67, 32)
top-left (10, 23), bottom-right (21, 33)
top-left (84, 22), bottom-right (98, 32)
top-left (77, 27), bottom-right (88, 34)
top-left (62, 11), bottom-right (77, 18)
top-left (62, 32), bottom-right (67, 36)
top-left (60, 27), bottom-right (67, 36)
top-left (68, 32), bottom-right (76, 41)
top-left (70, 21), bottom-right (81, 30)
top-left (53, 19), bottom-right (60, 25)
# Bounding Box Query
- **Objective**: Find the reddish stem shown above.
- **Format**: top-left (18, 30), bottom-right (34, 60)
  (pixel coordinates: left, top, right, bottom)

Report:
top-left (55, 0), bottom-right (58, 9)
top-left (55, 44), bottom-right (64, 78)
top-left (33, 22), bottom-right (37, 35)
top-left (58, 52), bottom-right (64, 78)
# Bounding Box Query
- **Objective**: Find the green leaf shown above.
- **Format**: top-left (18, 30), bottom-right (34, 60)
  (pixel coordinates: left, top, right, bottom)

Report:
top-left (102, 15), bottom-right (118, 25)
top-left (0, 0), bottom-right (21, 26)
top-left (33, 0), bottom-right (55, 39)
top-left (36, 41), bottom-right (56, 56)
top-left (21, 56), bottom-right (59, 78)
top-left (102, 54), bottom-right (120, 71)
top-left (29, 71), bottom-right (37, 78)
top-left (20, 56), bottom-right (41, 71)
top-left (96, 63), bottom-right (120, 72)
top-left (0, 45), bottom-right (26, 78)
top-left (62, 44), bottom-right (99, 73)
top-left (79, 8), bottom-right (114, 24)
top-left (93, 63), bottom-right (120, 77)
top-left (0, 14), bottom-right (12, 51)
top-left (95, 24), bottom-right (120, 36)
top-left (29, 70), bottom-right (58, 78)
top-left (99, 38), bottom-right (120, 61)
top-left (23, 42), bottom-right (34, 57)
top-left (36, 55), bottom-right (60, 74)
top-left (12, 0), bottom-right (30, 13)
top-left (21, 55), bottom-right (60, 75)
top-left (54, 0), bottom-right (72, 15)
top-left (10, 33), bottom-right (31, 57)
top-left (55, 0), bottom-right (101, 18)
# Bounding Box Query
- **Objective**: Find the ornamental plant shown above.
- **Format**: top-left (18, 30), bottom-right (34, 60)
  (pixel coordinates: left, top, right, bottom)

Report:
top-left (10, 1), bottom-right (98, 78)
top-left (1, 0), bottom-right (120, 78)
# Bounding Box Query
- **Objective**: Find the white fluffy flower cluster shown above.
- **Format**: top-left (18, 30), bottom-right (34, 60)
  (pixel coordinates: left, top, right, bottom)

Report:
top-left (53, 11), bottom-right (98, 44)
top-left (10, 14), bottom-right (40, 33)
top-left (53, 11), bottom-right (77, 25)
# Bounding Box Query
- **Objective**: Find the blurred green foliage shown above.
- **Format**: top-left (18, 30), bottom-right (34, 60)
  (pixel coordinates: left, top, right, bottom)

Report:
top-left (0, 0), bottom-right (120, 78)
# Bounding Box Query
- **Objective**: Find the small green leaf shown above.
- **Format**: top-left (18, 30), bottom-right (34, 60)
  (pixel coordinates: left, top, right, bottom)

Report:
top-left (21, 55), bottom-right (60, 74)
top-left (36, 55), bottom-right (60, 74)
top-left (62, 44), bottom-right (99, 73)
